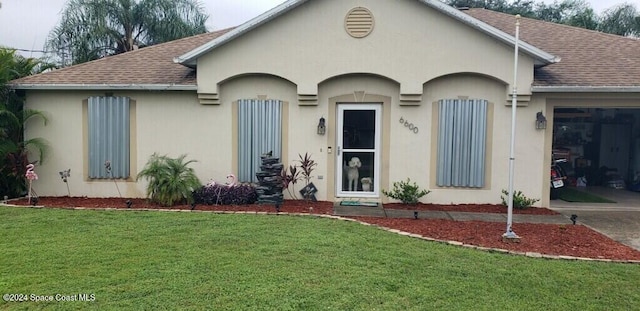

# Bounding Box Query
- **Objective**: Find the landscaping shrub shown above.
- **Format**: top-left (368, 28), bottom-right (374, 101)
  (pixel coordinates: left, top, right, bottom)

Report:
top-left (136, 153), bottom-right (201, 206)
top-left (501, 189), bottom-right (540, 209)
top-left (281, 153), bottom-right (317, 200)
top-left (192, 183), bottom-right (257, 205)
top-left (382, 178), bottom-right (430, 204)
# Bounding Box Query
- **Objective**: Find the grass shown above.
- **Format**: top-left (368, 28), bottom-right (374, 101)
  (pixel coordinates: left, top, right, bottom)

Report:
top-left (556, 187), bottom-right (616, 203)
top-left (1, 207), bottom-right (639, 310)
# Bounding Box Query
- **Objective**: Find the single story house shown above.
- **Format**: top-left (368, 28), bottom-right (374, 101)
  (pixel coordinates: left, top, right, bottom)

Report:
top-left (11, 0), bottom-right (640, 206)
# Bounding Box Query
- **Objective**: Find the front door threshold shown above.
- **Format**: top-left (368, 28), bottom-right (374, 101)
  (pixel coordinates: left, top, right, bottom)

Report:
top-left (337, 200), bottom-right (380, 207)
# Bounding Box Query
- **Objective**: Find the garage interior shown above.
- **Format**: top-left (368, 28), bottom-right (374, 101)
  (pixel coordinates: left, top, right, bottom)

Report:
top-left (552, 107), bottom-right (640, 202)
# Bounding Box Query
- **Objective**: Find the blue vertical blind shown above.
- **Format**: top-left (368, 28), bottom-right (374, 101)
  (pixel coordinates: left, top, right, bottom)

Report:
top-left (437, 99), bottom-right (487, 188)
top-left (238, 99), bottom-right (282, 183)
top-left (88, 96), bottom-right (130, 179)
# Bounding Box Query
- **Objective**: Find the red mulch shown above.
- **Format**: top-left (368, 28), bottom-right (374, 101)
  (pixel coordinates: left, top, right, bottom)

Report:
top-left (383, 203), bottom-right (560, 215)
top-left (7, 197), bottom-right (640, 261)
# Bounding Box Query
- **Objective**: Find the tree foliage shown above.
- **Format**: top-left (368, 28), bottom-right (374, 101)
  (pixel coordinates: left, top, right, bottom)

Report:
top-left (598, 3), bottom-right (640, 37)
top-left (46, 0), bottom-right (209, 66)
top-left (0, 48), bottom-right (51, 198)
top-left (136, 153), bottom-right (202, 206)
top-left (446, 0), bottom-right (639, 36)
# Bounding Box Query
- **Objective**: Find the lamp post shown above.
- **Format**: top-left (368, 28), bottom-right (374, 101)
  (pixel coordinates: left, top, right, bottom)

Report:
top-left (504, 15), bottom-right (521, 242)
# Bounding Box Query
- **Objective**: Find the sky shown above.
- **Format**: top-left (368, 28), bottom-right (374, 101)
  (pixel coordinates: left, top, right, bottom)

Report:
top-left (0, 0), bottom-right (637, 59)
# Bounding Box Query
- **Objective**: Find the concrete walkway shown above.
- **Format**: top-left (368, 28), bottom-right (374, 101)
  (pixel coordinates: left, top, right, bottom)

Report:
top-left (549, 187), bottom-right (640, 251)
top-left (336, 198), bottom-right (640, 252)
top-left (333, 205), bottom-right (570, 224)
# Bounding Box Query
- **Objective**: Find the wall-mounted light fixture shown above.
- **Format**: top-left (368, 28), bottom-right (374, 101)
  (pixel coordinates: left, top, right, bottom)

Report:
top-left (317, 117), bottom-right (326, 135)
top-left (536, 111), bottom-right (547, 130)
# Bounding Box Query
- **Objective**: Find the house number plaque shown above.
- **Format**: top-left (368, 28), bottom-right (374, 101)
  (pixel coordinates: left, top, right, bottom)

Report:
top-left (400, 117), bottom-right (419, 134)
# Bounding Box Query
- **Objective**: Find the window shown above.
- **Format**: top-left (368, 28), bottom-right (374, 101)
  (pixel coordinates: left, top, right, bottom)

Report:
top-left (238, 99), bottom-right (282, 183)
top-left (88, 96), bottom-right (130, 179)
top-left (436, 99), bottom-right (487, 188)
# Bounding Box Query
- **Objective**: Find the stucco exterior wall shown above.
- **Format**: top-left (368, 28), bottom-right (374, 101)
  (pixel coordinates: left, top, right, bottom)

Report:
top-left (197, 0), bottom-right (534, 99)
top-left (23, 90), bottom-right (232, 198)
top-left (19, 0), bottom-right (550, 204)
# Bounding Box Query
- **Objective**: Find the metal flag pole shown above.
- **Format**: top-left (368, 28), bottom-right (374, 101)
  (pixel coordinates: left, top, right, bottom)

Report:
top-left (504, 14), bottom-right (521, 240)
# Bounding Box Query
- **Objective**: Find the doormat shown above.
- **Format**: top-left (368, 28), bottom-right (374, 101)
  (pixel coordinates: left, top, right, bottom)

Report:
top-left (556, 187), bottom-right (616, 203)
top-left (339, 201), bottom-right (379, 207)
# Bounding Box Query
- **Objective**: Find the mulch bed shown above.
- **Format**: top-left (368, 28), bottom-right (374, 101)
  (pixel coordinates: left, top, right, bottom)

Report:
top-left (5, 197), bottom-right (640, 261)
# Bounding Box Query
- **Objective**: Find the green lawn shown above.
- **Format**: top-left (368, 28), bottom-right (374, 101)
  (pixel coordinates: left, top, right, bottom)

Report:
top-left (1, 207), bottom-right (639, 310)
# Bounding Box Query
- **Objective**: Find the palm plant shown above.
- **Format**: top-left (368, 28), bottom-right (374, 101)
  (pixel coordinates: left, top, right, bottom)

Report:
top-left (0, 49), bottom-right (51, 198)
top-left (46, 0), bottom-right (208, 66)
top-left (136, 153), bottom-right (202, 207)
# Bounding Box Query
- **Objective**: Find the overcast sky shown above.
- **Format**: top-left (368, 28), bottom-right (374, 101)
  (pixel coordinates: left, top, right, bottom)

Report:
top-left (0, 0), bottom-right (637, 58)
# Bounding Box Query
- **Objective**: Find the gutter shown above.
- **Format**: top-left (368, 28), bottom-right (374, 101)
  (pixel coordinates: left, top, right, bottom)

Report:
top-left (532, 86), bottom-right (640, 93)
top-left (10, 84), bottom-right (198, 91)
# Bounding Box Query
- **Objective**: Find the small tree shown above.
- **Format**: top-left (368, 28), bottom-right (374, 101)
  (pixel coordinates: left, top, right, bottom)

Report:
top-left (281, 153), bottom-right (317, 201)
top-left (281, 164), bottom-right (300, 200)
top-left (136, 153), bottom-right (201, 206)
top-left (298, 153), bottom-right (317, 188)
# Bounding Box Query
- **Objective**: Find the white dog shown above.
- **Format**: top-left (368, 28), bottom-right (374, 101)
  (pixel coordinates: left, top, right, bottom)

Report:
top-left (345, 157), bottom-right (361, 191)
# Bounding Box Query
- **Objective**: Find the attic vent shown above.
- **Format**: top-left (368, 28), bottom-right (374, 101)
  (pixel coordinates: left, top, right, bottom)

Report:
top-left (345, 7), bottom-right (374, 38)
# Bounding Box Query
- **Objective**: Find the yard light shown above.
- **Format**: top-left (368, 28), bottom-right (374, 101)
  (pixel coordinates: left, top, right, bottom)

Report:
top-left (414, 211), bottom-right (418, 220)
top-left (570, 214), bottom-right (577, 225)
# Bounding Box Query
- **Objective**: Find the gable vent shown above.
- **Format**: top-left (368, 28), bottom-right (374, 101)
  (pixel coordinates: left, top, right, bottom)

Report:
top-left (345, 7), bottom-right (374, 38)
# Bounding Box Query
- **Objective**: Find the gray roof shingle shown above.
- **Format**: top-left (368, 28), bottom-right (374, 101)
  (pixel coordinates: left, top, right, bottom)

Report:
top-left (465, 8), bottom-right (640, 88)
top-left (11, 28), bottom-right (231, 88)
top-left (12, 8), bottom-right (640, 89)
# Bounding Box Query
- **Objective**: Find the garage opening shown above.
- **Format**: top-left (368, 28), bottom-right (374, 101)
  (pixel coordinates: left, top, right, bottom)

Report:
top-left (553, 108), bottom-right (640, 203)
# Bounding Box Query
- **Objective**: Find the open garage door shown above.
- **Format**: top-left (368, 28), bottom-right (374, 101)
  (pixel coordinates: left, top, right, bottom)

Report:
top-left (552, 108), bottom-right (640, 203)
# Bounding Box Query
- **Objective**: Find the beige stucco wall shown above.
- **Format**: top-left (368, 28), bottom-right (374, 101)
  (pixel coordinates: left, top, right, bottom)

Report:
top-left (23, 90), bottom-right (233, 198)
top-left (188, 0), bottom-right (541, 204)
top-left (215, 72), bottom-right (547, 205)
top-left (21, 0), bottom-right (550, 204)
top-left (413, 74), bottom-right (545, 205)
top-left (197, 0), bottom-right (534, 99)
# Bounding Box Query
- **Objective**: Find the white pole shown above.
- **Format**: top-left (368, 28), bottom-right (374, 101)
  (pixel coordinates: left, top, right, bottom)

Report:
top-left (504, 15), bottom-right (521, 240)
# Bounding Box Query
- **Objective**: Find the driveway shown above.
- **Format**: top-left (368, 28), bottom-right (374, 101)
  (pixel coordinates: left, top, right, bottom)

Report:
top-left (550, 187), bottom-right (640, 251)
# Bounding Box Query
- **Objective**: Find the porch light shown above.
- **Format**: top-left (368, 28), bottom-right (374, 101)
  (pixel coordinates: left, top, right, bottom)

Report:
top-left (317, 117), bottom-right (326, 135)
top-left (536, 111), bottom-right (547, 129)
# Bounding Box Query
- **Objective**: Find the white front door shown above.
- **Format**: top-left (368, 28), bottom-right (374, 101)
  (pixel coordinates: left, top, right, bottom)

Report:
top-left (336, 103), bottom-right (381, 197)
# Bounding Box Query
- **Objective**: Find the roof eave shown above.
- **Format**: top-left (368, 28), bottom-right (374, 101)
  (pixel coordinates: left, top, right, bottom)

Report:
top-left (532, 86), bottom-right (640, 93)
top-left (174, 0), bottom-right (310, 66)
top-left (10, 83), bottom-right (198, 91)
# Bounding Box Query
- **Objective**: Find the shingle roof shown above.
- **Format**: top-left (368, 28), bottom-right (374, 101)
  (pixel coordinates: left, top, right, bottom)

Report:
top-left (12, 7), bottom-right (640, 90)
top-left (466, 8), bottom-right (640, 88)
top-left (11, 28), bottom-right (232, 89)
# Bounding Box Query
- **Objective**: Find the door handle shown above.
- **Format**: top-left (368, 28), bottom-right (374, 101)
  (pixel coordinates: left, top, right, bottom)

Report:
top-left (337, 146), bottom-right (341, 156)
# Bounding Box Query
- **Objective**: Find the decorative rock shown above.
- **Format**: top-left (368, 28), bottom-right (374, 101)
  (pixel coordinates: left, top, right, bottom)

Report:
top-left (256, 151), bottom-right (284, 207)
